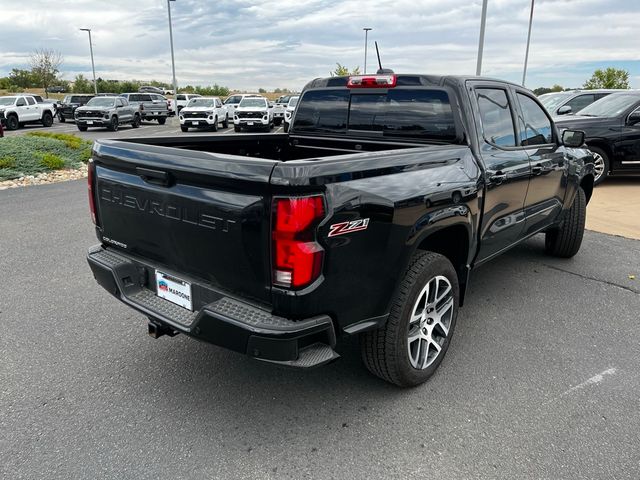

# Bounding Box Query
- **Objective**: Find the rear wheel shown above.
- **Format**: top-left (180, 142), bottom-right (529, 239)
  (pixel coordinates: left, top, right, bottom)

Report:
top-left (132, 114), bottom-right (141, 128)
top-left (180, 125), bottom-right (188, 132)
top-left (234, 125), bottom-right (241, 132)
top-left (544, 187), bottom-right (586, 258)
top-left (107, 116), bottom-right (119, 132)
top-left (361, 251), bottom-right (459, 387)
top-left (590, 147), bottom-right (609, 185)
top-left (41, 111), bottom-right (54, 127)
top-left (6, 115), bottom-right (19, 130)
top-left (157, 117), bottom-right (167, 125)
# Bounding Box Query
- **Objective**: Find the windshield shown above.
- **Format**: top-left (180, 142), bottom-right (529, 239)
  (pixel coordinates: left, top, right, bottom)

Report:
top-left (86, 97), bottom-right (116, 107)
top-left (288, 96), bottom-right (299, 108)
top-left (239, 98), bottom-right (267, 108)
top-left (187, 98), bottom-right (215, 108)
top-left (538, 92), bottom-right (572, 111)
top-left (0, 97), bottom-right (17, 106)
top-left (576, 93), bottom-right (640, 117)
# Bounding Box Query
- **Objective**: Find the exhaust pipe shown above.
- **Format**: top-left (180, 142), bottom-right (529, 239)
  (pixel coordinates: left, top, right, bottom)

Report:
top-left (148, 321), bottom-right (179, 339)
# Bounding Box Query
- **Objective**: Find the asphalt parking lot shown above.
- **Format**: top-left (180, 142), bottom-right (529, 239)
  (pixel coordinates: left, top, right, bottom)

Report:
top-left (2, 115), bottom-right (284, 140)
top-left (1, 180), bottom-right (639, 479)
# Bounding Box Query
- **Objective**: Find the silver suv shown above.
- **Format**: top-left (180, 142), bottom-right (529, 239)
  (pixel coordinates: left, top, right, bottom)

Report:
top-left (74, 96), bottom-right (141, 131)
top-left (120, 93), bottom-right (170, 124)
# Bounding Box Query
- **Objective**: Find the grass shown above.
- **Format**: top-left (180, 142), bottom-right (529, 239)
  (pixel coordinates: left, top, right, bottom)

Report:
top-left (0, 133), bottom-right (93, 181)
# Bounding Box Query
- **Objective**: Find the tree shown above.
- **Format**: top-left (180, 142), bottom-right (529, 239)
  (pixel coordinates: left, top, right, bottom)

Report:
top-left (29, 49), bottom-right (64, 96)
top-left (8, 69), bottom-right (38, 88)
top-left (258, 88), bottom-right (267, 93)
top-left (331, 63), bottom-right (361, 76)
top-left (72, 74), bottom-right (93, 93)
top-left (583, 68), bottom-right (630, 89)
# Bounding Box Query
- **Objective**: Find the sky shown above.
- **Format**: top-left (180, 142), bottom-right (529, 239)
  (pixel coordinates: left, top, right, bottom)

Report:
top-left (1, 0), bottom-right (639, 91)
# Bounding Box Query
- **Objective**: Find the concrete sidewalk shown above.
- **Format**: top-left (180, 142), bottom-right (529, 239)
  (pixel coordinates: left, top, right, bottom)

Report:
top-left (586, 177), bottom-right (640, 240)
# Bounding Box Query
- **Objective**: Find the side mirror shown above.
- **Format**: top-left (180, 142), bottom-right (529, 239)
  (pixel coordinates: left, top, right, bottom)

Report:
top-left (557, 105), bottom-right (572, 115)
top-left (562, 129), bottom-right (585, 148)
top-left (627, 110), bottom-right (640, 125)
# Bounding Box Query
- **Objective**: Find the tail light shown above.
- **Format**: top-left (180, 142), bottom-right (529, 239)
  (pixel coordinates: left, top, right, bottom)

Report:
top-left (347, 74), bottom-right (397, 88)
top-left (272, 195), bottom-right (325, 289)
top-left (87, 159), bottom-right (97, 225)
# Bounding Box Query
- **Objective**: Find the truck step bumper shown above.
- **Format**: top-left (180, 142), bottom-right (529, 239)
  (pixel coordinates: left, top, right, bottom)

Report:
top-left (87, 245), bottom-right (338, 368)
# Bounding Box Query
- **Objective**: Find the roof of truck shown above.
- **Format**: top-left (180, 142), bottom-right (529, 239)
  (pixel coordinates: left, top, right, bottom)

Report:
top-left (303, 74), bottom-right (525, 91)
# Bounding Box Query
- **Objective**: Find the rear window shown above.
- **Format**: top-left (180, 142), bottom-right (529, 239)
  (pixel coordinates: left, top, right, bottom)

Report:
top-left (294, 89), bottom-right (458, 141)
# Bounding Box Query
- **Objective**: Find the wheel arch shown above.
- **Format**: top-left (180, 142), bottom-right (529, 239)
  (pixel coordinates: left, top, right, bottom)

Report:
top-left (580, 174), bottom-right (594, 205)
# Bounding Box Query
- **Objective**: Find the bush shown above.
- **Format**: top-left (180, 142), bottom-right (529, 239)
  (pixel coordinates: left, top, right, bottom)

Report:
top-left (27, 131), bottom-right (85, 149)
top-left (39, 152), bottom-right (65, 169)
top-left (0, 135), bottom-right (93, 180)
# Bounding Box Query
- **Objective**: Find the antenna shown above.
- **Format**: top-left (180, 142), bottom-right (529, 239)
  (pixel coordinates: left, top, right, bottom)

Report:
top-left (375, 41), bottom-right (394, 74)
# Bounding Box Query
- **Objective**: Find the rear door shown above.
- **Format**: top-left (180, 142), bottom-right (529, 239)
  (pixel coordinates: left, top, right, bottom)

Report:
top-left (513, 88), bottom-right (567, 236)
top-left (469, 83), bottom-right (531, 262)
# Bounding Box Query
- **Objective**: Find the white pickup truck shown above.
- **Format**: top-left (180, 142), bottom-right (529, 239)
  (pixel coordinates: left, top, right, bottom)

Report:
top-left (179, 96), bottom-right (229, 132)
top-left (0, 95), bottom-right (56, 130)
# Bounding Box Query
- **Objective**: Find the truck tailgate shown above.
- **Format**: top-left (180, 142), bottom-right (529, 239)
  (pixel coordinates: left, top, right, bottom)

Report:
top-left (92, 140), bottom-right (278, 304)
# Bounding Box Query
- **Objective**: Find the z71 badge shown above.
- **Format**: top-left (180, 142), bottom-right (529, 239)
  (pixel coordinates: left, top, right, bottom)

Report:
top-left (328, 218), bottom-right (370, 237)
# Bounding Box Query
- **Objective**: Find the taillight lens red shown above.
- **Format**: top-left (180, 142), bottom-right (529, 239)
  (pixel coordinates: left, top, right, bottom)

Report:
top-left (272, 196), bottom-right (325, 289)
top-left (88, 159), bottom-right (97, 225)
top-left (347, 74), bottom-right (397, 88)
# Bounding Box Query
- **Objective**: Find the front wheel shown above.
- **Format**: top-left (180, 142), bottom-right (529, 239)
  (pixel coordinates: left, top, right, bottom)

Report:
top-left (361, 251), bottom-right (459, 387)
top-left (77, 124), bottom-right (88, 132)
top-left (107, 116), bottom-right (119, 132)
top-left (58, 114), bottom-right (66, 123)
top-left (222, 115), bottom-right (229, 129)
top-left (157, 117), bottom-right (167, 125)
top-left (590, 147), bottom-right (609, 185)
top-left (234, 125), bottom-right (241, 132)
top-left (131, 114), bottom-right (141, 128)
top-left (41, 111), bottom-right (54, 127)
top-left (6, 115), bottom-right (19, 130)
top-left (544, 187), bottom-right (586, 258)
top-left (283, 122), bottom-right (289, 133)
top-left (211, 117), bottom-right (218, 132)
top-left (180, 126), bottom-right (189, 132)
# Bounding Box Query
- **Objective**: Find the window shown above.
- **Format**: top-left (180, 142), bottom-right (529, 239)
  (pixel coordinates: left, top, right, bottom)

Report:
top-left (225, 96), bottom-right (241, 104)
top-left (16, 98), bottom-right (26, 107)
top-left (26, 97), bottom-right (36, 105)
top-left (116, 98), bottom-right (125, 107)
top-left (565, 94), bottom-right (594, 114)
top-left (517, 93), bottom-right (553, 145)
top-left (294, 90), bottom-right (350, 132)
top-left (215, 99), bottom-right (222, 108)
top-left (177, 95), bottom-right (185, 101)
top-left (139, 94), bottom-right (152, 102)
top-left (476, 88), bottom-right (516, 147)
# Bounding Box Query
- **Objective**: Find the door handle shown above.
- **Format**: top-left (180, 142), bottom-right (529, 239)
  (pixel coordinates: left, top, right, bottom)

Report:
top-left (532, 164), bottom-right (543, 174)
top-left (490, 172), bottom-right (508, 183)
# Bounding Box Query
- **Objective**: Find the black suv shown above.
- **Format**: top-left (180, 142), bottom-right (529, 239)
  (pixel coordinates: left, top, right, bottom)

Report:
top-left (58, 94), bottom-right (95, 122)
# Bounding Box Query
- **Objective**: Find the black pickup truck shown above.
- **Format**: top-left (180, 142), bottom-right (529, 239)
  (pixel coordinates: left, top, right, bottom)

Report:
top-left (86, 72), bottom-right (594, 387)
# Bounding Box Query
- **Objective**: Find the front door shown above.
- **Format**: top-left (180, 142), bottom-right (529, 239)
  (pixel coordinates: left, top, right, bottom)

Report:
top-left (514, 90), bottom-right (567, 236)
top-left (471, 84), bottom-right (531, 262)
top-left (616, 105), bottom-right (640, 170)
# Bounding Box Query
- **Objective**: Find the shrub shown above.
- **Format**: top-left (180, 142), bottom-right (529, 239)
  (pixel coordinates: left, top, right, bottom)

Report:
top-left (0, 156), bottom-right (16, 168)
top-left (26, 131), bottom-right (85, 149)
top-left (39, 152), bottom-right (65, 170)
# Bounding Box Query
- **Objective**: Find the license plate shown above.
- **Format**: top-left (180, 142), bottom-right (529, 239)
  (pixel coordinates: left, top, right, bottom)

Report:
top-left (155, 270), bottom-right (193, 311)
top-left (247, 121), bottom-right (254, 126)
top-left (193, 121), bottom-right (199, 125)
top-left (86, 121), bottom-right (93, 125)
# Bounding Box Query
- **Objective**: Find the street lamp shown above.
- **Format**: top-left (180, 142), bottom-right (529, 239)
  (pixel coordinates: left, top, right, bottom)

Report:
top-left (167, 0), bottom-right (178, 95)
top-left (363, 27), bottom-right (372, 74)
top-left (475, 0), bottom-right (488, 76)
top-left (79, 28), bottom-right (97, 94)
top-left (522, 0), bottom-right (535, 86)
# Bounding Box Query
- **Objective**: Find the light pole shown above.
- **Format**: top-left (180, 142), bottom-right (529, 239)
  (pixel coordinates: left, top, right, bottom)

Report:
top-left (167, 0), bottom-right (178, 95)
top-left (476, 0), bottom-right (488, 76)
top-left (79, 28), bottom-right (97, 94)
top-left (363, 27), bottom-right (372, 74)
top-left (522, 0), bottom-right (535, 86)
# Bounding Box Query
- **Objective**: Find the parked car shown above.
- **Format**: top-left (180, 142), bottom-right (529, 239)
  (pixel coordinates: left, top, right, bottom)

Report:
top-left (86, 72), bottom-right (594, 387)
top-left (539, 89), bottom-right (619, 117)
top-left (556, 91), bottom-right (640, 184)
top-left (175, 94), bottom-right (201, 113)
top-left (223, 94), bottom-right (262, 119)
top-left (283, 95), bottom-right (299, 133)
top-left (120, 93), bottom-right (170, 124)
top-left (163, 89), bottom-right (175, 95)
top-left (179, 96), bottom-right (229, 132)
top-left (0, 118), bottom-right (3, 137)
top-left (57, 94), bottom-right (95, 122)
top-left (138, 85), bottom-right (165, 95)
top-left (0, 95), bottom-right (55, 130)
top-left (271, 95), bottom-right (293, 126)
top-left (48, 86), bottom-right (67, 93)
top-left (233, 96), bottom-right (273, 131)
top-left (75, 96), bottom-right (141, 131)
top-left (29, 95), bottom-right (58, 116)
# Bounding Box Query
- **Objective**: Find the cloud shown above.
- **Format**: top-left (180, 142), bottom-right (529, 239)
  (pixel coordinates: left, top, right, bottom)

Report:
top-left (0, 0), bottom-right (638, 90)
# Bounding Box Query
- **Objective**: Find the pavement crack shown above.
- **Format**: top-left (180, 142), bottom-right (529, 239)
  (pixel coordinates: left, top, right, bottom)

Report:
top-left (542, 263), bottom-right (638, 295)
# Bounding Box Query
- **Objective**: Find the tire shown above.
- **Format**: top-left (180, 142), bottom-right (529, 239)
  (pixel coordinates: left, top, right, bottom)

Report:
top-left (180, 126), bottom-right (189, 132)
top-left (222, 115), bottom-right (229, 129)
top-left (58, 114), bottom-right (66, 123)
top-left (283, 122), bottom-right (289, 133)
top-left (107, 116), bottom-right (119, 132)
top-left (589, 147), bottom-right (609, 185)
top-left (41, 111), bottom-right (54, 127)
top-left (275, 118), bottom-right (282, 126)
top-left (544, 187), bottom-right (586, 258)
top-left (77, 125), bottom-right (88, 132)
top-left (6, 115), bottom-right (19, 131)
top-left (234, 125), bottom-right (241, 132)
top-left (361, 251), bottom-right (459, 387)
top-left (132, 114), bottom-right (141, 128)
top-left (157, 117), bottom-right (167, 125)
top-left (211, 117), bottom-right (218, 132)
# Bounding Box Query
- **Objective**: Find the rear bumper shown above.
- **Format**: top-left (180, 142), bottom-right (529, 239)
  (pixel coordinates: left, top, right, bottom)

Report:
top-left (87, 246), bottom-right (338, 367)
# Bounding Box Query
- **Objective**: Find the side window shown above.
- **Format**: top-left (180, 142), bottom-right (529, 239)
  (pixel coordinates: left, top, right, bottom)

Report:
top-left (116, 98), bottom-right (124, 107)
top-left (27, 97), bottom-right (36, 105)
top-left (16, 98), bottom-right (26, 107)
top-left (140, 94), bottom-right (152, 102)
top-left (517, 93), bottom-right (553, 145)
top-left (215, 99), bottom-right (222, 108)
top-left (565, 94), bottom-right (594, 114)
top-left (476, 88), bottom-right (516, 147)
top-left (177, 94), bottom-right (185, 101)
